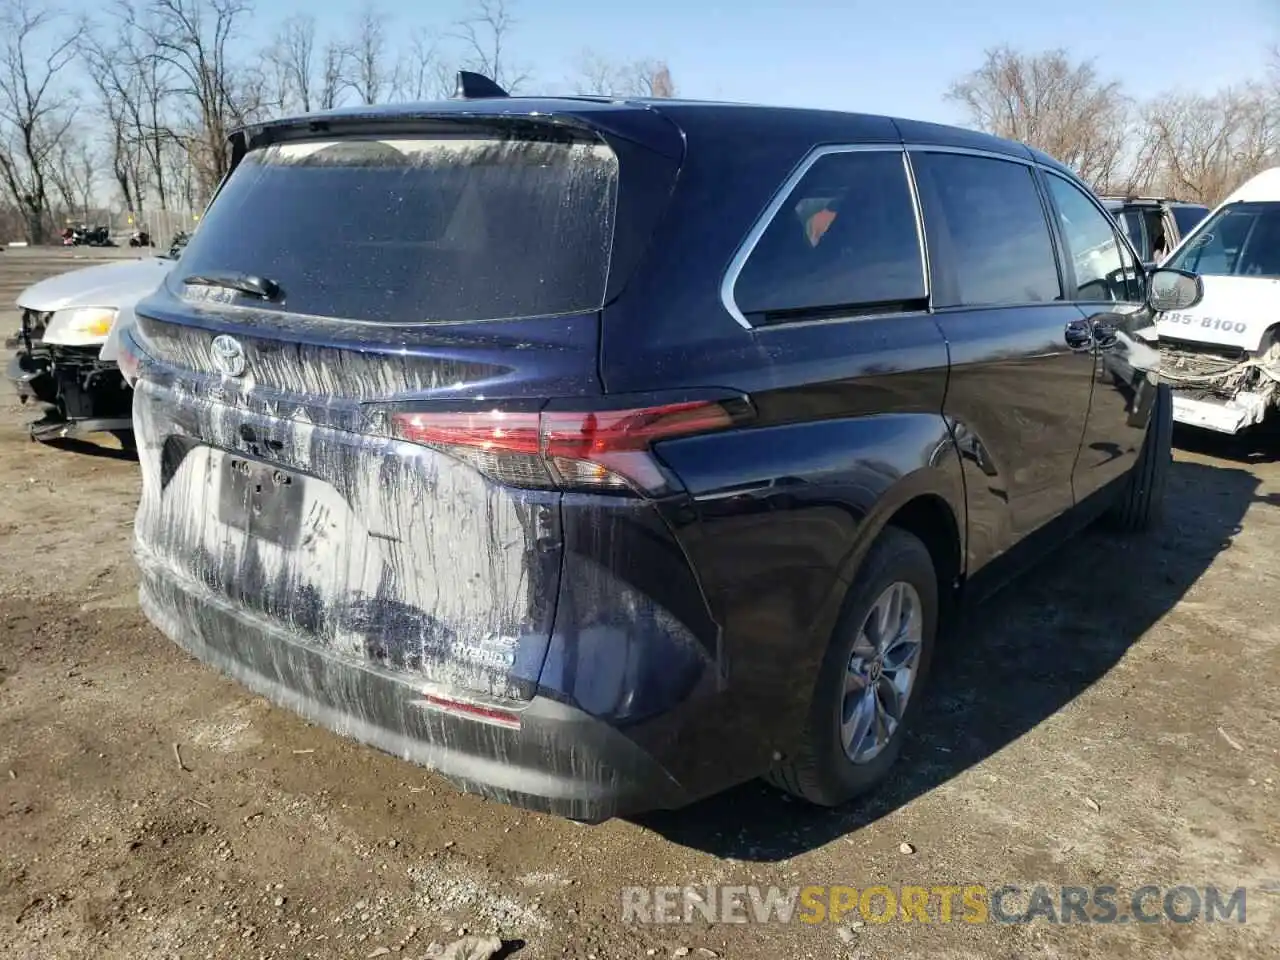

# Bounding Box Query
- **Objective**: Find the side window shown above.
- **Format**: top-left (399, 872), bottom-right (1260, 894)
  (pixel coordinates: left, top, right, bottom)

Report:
top-left (1114, 222), bottom-right (1144, 302)
top-left (732, 150), bottom-right (925, 324)
top-left (1045, 174), bottom-right (1129, 301)
top-left (1115, 209), bottom-right (1148, 260)
top-left (911, 152), bottom-right (1061, 306)
top-left (1142, 208), bottom-right (1170, 260)
top-left (1170, 204), bottom-right (1208, 238)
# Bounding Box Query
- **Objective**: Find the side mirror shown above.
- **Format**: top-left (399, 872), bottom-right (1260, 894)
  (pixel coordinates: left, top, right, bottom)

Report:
top-left (1147, 268), bottom-right (1203, 312)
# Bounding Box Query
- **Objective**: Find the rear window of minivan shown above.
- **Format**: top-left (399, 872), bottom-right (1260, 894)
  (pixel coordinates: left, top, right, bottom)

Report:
top-left (174, 134), bottom-right (620, 324)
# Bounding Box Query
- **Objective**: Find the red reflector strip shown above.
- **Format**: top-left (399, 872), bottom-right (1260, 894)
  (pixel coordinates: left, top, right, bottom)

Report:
top-left (412, 694), bottom-right (523, 729)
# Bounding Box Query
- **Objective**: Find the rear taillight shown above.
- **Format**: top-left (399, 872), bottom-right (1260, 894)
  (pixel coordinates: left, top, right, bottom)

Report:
top-left (392, 400), bottom-right (740, 495)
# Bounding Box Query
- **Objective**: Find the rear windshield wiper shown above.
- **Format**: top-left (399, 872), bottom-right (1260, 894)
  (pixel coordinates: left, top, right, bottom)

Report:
top-left (182, 271), bottom-right (282, 301)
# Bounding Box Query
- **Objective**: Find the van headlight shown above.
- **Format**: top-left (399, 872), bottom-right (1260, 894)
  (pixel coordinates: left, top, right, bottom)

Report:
top-left (47, 307), bottom-right (118, 339)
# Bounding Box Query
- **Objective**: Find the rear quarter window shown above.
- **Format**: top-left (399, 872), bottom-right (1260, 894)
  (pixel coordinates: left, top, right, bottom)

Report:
top-left (730, 149), bottom-right (926, 325)
top-left (174, 134), bottom-right (619, 324)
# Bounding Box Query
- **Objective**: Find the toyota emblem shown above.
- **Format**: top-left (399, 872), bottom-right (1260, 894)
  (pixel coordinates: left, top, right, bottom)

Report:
top-left (210, 334), bottom-right (246, 378)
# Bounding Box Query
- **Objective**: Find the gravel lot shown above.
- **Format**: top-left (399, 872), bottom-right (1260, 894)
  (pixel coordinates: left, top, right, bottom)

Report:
top-left (0, 246), bottom-right (1277, 959)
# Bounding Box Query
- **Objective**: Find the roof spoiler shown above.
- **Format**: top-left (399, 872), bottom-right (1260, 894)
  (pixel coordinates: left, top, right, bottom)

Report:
top-left (453, 71), bottom-right (509, 100)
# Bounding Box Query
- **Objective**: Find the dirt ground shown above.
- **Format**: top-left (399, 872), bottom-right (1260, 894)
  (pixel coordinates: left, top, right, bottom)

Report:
top-left (0, 247), bottom-right (1277, 960)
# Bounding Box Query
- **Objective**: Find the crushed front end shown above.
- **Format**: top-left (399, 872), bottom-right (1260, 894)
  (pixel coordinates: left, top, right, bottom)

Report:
top-left (1161, 335), bottom-right (1280, 434)
top-left (5, 307), bottom-right (134, 442)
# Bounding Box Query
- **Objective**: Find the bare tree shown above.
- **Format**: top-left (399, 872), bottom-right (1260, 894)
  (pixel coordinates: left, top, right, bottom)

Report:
top-left (163, 134), bottom-right (196, 212)
top-left (235, 56), bottom-right (278, 121)
top-left (48, 134), bottom-right (94, 221)
top-left (570, 50), bottom-right (676, 98)
top-left (80, 5), bottom-right (179, 215)
top-left (1136, 85), bottom-right (1279, 204)
top-left (135, 0), bottom-right (258, 202)
top-left (947, 46), bottom-right (1130, 187)
top-left (106, 113), bottom-right (146, 217)
top-left (80, 29), bottom-right (145, 216)
top-left (254, 41), bottom-right (291, 116)
top-left (570, 50), bottom-right (615, 97)
top-left (347, 3), bottom-right (391, 105)
top-left (1118, 116), bottom-right (1164, 196)
top-left (0, 0), bottom-right (83, 242)
top-left (392, 26), bottom-right (445, 101)
top-left (318, 39), bottom-right (349, 110)
top-left (648, 62), bottom-right (675, 99)
top-left (129, 27), bottom-right (176, 209)
top-left (268, 10), bottom-right (349, 112)
top-left (271, 13), bottom-right (317, 112)
top-left (452, 0), bottom-right (529, 93)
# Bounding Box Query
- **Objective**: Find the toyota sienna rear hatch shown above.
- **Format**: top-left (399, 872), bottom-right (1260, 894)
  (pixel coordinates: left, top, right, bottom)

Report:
top-left (127, 109), bottom-right (682, 730)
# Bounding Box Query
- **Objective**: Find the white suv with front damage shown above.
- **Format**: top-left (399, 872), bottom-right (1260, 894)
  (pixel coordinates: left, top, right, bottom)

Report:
top-left (1157, 167), bottom-right (1280, 434)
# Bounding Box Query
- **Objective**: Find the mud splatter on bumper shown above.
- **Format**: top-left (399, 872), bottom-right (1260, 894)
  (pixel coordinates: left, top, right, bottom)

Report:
top-left (137, 551), bottom-right (687, 821)
top-left (126, 315), bottom-right (732, 818)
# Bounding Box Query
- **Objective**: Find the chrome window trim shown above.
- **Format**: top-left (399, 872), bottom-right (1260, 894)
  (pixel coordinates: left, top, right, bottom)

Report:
top-left (902, 150), bottom-right (930, 298)
top-left (751, 308), bottom-right (934, 333)
top-left (719, 143), bottom-right (924, 330)
top-left (902, 142), bottom-right (1035, 167)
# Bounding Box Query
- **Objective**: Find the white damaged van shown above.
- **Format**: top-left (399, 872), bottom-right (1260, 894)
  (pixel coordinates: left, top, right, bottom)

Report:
top-left (1157, 167), bottom-right (1280, 433)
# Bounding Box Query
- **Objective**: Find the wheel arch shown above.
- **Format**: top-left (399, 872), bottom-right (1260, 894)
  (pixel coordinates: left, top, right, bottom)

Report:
top-left (836, 465), bottom-right (967, 622)
top-left (764, 478), bottom-right (963, 806)
top-left (882, 492), bottom-right (963, 617)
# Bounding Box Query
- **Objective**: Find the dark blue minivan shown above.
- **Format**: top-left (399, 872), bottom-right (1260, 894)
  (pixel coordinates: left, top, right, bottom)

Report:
top-left (121, 77), bottom-right (1196, 821)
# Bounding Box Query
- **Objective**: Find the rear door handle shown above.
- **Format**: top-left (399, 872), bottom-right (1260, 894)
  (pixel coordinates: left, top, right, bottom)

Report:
top-left (1064, 319), bottom-right (1094, 351)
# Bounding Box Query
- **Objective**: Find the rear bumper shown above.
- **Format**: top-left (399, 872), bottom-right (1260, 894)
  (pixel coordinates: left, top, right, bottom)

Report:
top-left (137, 549), bottom-right (691, 822)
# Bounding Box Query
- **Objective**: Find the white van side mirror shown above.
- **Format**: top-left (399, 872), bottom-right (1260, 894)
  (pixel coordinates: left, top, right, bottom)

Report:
top-left (1147, 268), bottom-right (1203, 313)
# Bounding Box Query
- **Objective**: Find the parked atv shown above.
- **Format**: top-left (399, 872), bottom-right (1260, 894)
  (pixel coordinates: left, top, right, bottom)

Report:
top-left (60, 224), bottom-right (115, 247)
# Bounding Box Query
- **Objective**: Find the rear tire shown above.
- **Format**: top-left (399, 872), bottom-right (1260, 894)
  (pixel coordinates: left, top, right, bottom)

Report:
top-left (1109, 383), bottom-right (1172, 532)
top-left (767, 526), bottom-right (938, 807)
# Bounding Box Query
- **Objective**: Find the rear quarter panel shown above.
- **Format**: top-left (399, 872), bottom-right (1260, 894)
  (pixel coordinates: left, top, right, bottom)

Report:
top-left (640, 315), bottom-right (963, 773)
top-left (598, 114), bottom-right (966, 771)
